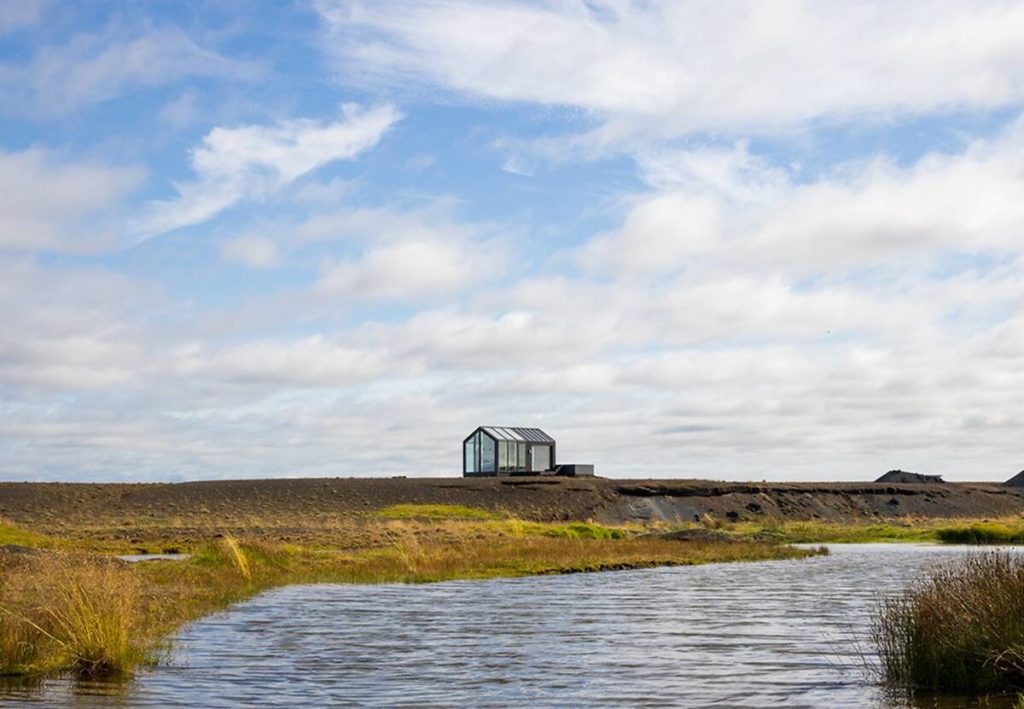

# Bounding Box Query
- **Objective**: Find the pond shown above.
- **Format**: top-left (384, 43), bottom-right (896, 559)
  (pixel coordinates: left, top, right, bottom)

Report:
top-left (5, 544), bottom-right (1019, 707)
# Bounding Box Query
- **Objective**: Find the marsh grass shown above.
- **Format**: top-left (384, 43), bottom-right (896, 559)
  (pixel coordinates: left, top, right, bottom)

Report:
top-left (0, 554), bottom-right (148, 678)
top-left (722, 516), bottom-right (1024, 545)
top-left (221, 536), bottom-right (251, 580)
top-left (0, 519), bottom-right (50, 548)
top-left (935, 523), bottom-right (1024, 545)
top-left (374, 504), bottom-right (499, 520)
top-left (872, 552), bottom-right (1024, 693)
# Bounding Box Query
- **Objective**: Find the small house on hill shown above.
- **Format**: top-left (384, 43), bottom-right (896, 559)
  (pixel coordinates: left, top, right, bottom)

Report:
top-left (875, 470), bottom-right (945, 484)
top-left (1004, 470), bottom-right (1024, 487)
top-left (463, 426), bottom-right (556, 476)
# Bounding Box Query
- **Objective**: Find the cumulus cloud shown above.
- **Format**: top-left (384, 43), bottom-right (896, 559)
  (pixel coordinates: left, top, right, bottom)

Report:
top-left (0, 148), bottom-right (144, 252)
top-left (318, 0), bottom-right (1024, 141)
top-left (581, 119), bottom-right (1024, 277)
top-left (139, 104), bottom-right (401, 238)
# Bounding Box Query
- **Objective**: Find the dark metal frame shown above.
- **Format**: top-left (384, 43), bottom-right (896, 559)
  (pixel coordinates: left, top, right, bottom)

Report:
top-left (462, 426), bottom-right (557, 477)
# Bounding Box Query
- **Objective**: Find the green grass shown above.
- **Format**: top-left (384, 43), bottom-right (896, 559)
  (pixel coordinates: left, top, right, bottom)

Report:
top-left (935, 523), bottom-right (1024, 545)
top-left (873, 552), bottom-right (1024, 693)
top-left (542, 521), bottom-right (627, 540)
top-left (0, 521), bottom-right (49, 548)
top-left (727, 517), bottom-right (1024, 545)
top-left (374, 504), bottom-right (499, 520)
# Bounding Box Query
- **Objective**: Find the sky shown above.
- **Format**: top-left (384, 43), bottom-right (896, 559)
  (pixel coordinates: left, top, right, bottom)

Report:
top-left (2, 1), bottom-right (1024, 482)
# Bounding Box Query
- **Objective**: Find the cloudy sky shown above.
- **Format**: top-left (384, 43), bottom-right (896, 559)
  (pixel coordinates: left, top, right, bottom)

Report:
top-left (2, 1), bottom-right (1024, 482)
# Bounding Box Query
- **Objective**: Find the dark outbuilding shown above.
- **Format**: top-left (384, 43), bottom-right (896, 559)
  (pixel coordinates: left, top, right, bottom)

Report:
top-left (875, 469), bottom-right (945, 484)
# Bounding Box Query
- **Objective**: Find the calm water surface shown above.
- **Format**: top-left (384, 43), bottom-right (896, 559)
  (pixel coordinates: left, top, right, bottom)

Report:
top-left (6, 544), bottom-right (1020, 708)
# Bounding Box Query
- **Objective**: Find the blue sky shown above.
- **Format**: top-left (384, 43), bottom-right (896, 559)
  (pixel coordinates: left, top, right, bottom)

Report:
top-left (3, 0), bottom-right (1024, 482)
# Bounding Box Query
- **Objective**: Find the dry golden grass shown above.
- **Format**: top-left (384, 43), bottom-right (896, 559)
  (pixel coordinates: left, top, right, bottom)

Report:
top-left (0, 553), bottom-right (148, 677)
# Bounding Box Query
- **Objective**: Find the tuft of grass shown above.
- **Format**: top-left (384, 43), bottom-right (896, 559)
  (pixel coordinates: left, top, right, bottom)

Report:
top-left (374, 504), bottom-right (498, 520)
top-left (45, 565), bottom-right (140, 677)
top-left (935, 523), bottom-right (1024, 545)
top-left (872, 552), bottom-right (1024, 693)
top-left (221, 536), bottom-right (251, 580)
top-left (0, 555), bottom-right (149, 678)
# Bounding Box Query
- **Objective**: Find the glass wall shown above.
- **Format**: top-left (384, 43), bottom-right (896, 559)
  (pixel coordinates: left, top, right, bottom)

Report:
top-left (464, 435), bottom-right (477, 473)
top-left (466, 428), bottom-right (554, 475)
top-left (480, 432), bottom-right (496, 473)
top-left (531, 445), bottom-right (551, 472)
top-left (498, 440), bottom-right (508, 472)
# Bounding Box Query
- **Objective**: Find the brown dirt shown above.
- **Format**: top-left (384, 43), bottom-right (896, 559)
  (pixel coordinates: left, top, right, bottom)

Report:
top-left (3, 477), bottom-right (1023, 545)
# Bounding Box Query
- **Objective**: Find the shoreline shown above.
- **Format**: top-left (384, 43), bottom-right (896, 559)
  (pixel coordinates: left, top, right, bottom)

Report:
top-left (0, 508), bottom-right (824, 680)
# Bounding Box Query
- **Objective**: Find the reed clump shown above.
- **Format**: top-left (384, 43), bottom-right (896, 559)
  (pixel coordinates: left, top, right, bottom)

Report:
top-left (872, 552), bottom-right (1024, 693)
top-left (0, 553), bottom-right (148, 677)
top-left (935, 523), bottom-right (1024, 545)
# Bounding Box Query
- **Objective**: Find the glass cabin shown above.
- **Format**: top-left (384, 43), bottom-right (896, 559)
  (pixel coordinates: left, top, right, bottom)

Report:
top-left (463, 426), bottom-right (556, 476)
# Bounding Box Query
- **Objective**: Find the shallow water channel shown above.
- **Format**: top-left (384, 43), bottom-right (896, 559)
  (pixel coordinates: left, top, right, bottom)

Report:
top-left (6, 544), bottom-right (1022, 707)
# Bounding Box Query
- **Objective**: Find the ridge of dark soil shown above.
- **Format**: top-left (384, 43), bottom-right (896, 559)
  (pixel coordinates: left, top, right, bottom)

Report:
top-left (2, 477), bottom-right (1021, 533)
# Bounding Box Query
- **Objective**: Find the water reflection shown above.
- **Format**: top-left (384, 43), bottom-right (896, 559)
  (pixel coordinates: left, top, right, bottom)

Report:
top-left (8, 544), bottom-right (1022, 708)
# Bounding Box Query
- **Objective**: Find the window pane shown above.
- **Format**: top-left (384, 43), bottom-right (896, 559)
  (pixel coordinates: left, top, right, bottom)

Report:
top-left (517, 442), bottom-right (526, 471)
top-left (480, 433), bottom-right (496, 473)
top-left (465, 437), bottom-right (477, 473)
top-left (531, 445), bottom-right (550, 472)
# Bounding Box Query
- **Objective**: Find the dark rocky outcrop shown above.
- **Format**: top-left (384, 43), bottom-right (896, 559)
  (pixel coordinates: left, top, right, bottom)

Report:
top-left (875, 470), bottom-right (945, 484)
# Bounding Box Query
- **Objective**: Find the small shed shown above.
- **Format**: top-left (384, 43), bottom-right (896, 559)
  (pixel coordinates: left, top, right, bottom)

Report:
top-left (463, 426), bottom-right (556, 476)
top-left (875, 470), bottom-right (945, 484)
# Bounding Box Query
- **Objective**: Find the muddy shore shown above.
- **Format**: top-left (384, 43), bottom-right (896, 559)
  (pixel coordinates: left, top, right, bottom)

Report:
top-left (3, 477), bottom-right (1022, 536)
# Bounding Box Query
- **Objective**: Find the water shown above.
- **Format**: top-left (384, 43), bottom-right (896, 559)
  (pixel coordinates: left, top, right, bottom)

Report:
top-left (117, 554), bottom-right (191, 563)
top-left (5, 544), bottom-right (1020, 708)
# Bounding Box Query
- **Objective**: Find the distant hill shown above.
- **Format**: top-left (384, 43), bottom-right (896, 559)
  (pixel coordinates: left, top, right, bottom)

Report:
top-left (875, 470), bottom-right (945, 484)
top-left (1005, 470), bottom-right (1024, 487)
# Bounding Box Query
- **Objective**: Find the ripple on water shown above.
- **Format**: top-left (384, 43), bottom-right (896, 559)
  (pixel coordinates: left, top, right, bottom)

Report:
top-left (9, 544), bottom-right (1023, 708)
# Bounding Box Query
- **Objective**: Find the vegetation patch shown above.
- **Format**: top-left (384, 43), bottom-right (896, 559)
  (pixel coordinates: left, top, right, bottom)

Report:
top-left (0, 520), bottom-right (50, 549)
top-left (872, 552), bottom-right (1024, 693)
top-left (543, 522), bottom-right (627, 540)
top-left (374, 504), bottom-right (499, 520)
top-left (935, 523), bottom-right (1024, 545)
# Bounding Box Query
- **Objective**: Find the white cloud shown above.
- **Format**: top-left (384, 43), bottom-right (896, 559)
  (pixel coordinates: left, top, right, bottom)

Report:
top-left (221, 235), bottom-right (280, 268)
top-left (0, 148), bottom-right (144, 252)
top-left (319, 0), bottom-right (1024, 141)
top-left (580, 119), bottom-right (1024, 277)
top-left (0, 26), bottom-right (256, 116)
top-left (318, 239), bottom-right (476, 301)
top-left (139, 104), bottom-right (401, 238)
top-left (172, 335), bottom-right (385, 387)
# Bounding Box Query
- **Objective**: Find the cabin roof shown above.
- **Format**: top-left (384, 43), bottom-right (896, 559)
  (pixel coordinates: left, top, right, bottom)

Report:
top-left (475, 426), bottom-right (555, 444)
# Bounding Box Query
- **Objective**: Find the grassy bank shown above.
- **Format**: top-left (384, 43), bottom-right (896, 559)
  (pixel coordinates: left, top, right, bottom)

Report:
top-left (872, 552), bottom-right (1024, 693)
top-left (684, 514), bottom-right (1024, 545)
top-left (0, 510), bottom-right (822, 679)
